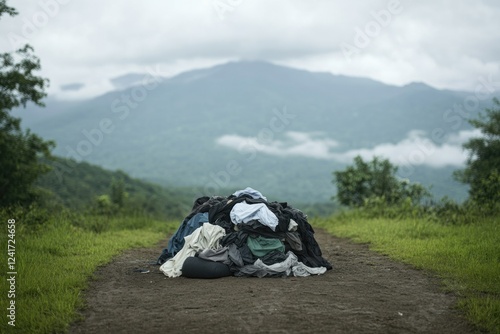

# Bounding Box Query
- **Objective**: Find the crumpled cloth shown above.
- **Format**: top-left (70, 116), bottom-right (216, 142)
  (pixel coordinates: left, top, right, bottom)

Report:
top-left (230, 202), bottom-right (279, 231)
top-left (198, 247), bottom-right (229, 263)
top-left (236, 251), bottom-right (327, 278)
top-left (159, 223), bottom-right (226, 278)
top-left (232, 187), bottom-right (267, 200)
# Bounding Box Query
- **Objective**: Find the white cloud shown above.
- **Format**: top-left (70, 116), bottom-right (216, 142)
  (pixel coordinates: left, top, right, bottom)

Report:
top-left (216, 129), bottom-right (483, 168)
top-left (336, 130), bottom-right (470, 168)
top-left (216, 131), bottom-right (339, 159)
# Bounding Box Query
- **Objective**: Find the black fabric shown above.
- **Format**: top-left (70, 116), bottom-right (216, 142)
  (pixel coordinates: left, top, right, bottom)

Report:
top-left (259, 250), bottom-right (288, 265)
top-left (191, 196), bottom-right (210, 211)
top-left (181, 256), bottom-right (231, 279)
top-left (281, 207), bottom-right (332, 270)
top-left (220, 230), bottom-right (255, 265)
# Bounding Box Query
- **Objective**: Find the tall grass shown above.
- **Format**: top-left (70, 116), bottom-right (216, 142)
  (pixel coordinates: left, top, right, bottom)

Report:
top-left (314, 214), bottom-right (500, 333)
top-left (0, 211), bottom-right (177, 334)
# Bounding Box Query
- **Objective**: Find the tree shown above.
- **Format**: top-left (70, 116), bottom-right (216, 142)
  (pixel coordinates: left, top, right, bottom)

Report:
top-left (0, 1), bottom-right (54, 207)
top-left (333, 155), bottom-right (428, 207)
top-left (110, 177), bottom-right (126, 208)
top-left (454, 98), bottom-right (500, 205)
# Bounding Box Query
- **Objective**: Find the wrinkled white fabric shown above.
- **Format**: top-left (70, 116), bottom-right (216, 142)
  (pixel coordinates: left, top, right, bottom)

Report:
top-left (288, 219), bottom-right (298, 231)
top-left (230, 202), bottom-right (279, 231)
top-left (159, 223), bottom-right (226, 278)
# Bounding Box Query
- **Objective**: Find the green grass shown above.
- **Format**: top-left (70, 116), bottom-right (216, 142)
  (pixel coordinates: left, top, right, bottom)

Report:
top-left (313, 214), bottom-right (500, 333)
top-left (0, 213), bottom-right (177, 334)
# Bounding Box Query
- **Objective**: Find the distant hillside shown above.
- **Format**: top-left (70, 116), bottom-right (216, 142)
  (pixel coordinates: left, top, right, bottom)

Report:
top-left (16, 61), bottom-right (490, 203)
top-left (36, 156), bottom-right (193, 219)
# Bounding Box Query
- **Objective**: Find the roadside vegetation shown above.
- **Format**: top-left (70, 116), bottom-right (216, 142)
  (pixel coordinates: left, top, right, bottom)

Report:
top-left (323, 99), bottom-right (500, 333)
top-left (0, 208), bottom-right (178, 334)
top-left (314, 212), bottom-right (499, 333)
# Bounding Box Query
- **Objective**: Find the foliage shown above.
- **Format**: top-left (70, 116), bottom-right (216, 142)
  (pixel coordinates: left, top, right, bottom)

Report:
top-left (313, 214), bottom-right (500, 333)
top-left (36, 156), bottom-right (192, 219)
top-left (0, 2), bottom-right (53, 207)
top-left (455, 98), bottom-right (500, 207)
top-left (333, 155), bottom-right (429, 207)
top-left (0, 0), bottom-right (17, 18)
top-left (110, 177), bottom-right (126, 208)
top-left (0, 206), bottom-right (178, 334)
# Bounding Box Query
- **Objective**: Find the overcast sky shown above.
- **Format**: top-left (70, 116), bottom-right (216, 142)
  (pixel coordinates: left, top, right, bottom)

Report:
top-left (1, 0), bottom-right (499, 100)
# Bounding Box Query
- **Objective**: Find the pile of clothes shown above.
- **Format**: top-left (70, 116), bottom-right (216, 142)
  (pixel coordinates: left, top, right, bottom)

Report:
top-left (157, 187), bottom-right (332, 278)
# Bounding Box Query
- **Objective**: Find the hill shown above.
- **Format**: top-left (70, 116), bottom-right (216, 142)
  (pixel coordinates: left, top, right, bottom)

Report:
top-left (36, 156), bottom-right (193, 219)
top-left (15, 61), bottom-right (489, 203)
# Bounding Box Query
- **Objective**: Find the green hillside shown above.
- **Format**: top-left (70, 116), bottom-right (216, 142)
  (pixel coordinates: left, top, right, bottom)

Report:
top-left (35, 156), bottom-right (193, 219)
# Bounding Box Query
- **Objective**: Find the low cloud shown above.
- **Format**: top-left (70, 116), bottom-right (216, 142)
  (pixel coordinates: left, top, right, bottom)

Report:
top-left (216, 129), bottom-right (483, 167)
top-left (216, 131), bottom-right (339, 159)
top-left (336, 130), bottom-right (481, 168)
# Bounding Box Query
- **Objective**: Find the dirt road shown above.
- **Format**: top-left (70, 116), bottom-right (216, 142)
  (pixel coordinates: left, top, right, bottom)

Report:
top-left (69, 229), bottom-right (477, 333)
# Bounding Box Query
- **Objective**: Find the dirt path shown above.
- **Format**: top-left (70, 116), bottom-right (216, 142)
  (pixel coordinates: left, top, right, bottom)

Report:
top-left (69, 229), bottom-right (478, 334)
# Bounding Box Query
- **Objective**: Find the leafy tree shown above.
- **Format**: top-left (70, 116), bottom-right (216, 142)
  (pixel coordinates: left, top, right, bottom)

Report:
top-left (110, 177), bottom-right (126, 208)
top-left (0, 1), bottom-right (54, 207)
top-left (454, 98), bottom-right (500, 205)
top-left (333, 155), bottom-right (428, 207)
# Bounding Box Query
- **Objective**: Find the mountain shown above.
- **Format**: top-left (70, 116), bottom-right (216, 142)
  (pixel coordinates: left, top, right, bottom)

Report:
top-left (15, 61), bottom-right (489, 203)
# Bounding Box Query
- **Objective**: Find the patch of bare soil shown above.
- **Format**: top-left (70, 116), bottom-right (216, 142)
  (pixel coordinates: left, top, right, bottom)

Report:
top-left (69, 229), bottom-right (478, 334)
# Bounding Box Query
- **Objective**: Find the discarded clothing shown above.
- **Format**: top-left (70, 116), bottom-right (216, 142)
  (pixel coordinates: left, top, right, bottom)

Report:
top-left (157, 212), bottom-right (209, 264)
top-left (247, 235), bottom-right (285, 258)
top-left (236, 251), bottom-right (327, 278)
top-left (230, 202), bottom-right (279, 231)
top-left (198, 247), bottom-right (229, 263)
top-left (232, 187), bottom-right (267, 201)
top-left (157, 188), bottom-right (332, 278)
top-left (159, 223), bottom-right (226, 278)
top-left (285, 231), bottom-right (303, 251)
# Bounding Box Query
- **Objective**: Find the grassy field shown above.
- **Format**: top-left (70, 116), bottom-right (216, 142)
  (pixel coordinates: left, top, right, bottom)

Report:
top-left (0, 212), bottom-right (177, 334)
top-left (313, 214), bottom-right (500, 333)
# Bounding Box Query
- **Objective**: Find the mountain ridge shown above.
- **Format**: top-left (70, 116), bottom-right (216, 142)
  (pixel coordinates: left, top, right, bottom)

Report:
top-left (15, 61), bottom-right (486, 203)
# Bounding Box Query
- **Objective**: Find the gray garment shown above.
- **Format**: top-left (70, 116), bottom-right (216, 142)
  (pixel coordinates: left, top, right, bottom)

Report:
top-left (198, 247), bottom-right (229, 263)
top-left (236, 251), bottom-right (327, 278)
top-left (227, 243), bottom-right (244, 267)
top-left (292, 262), bottom-right (327, 277)
top-left (285, 231), bottom-right (303, 251)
